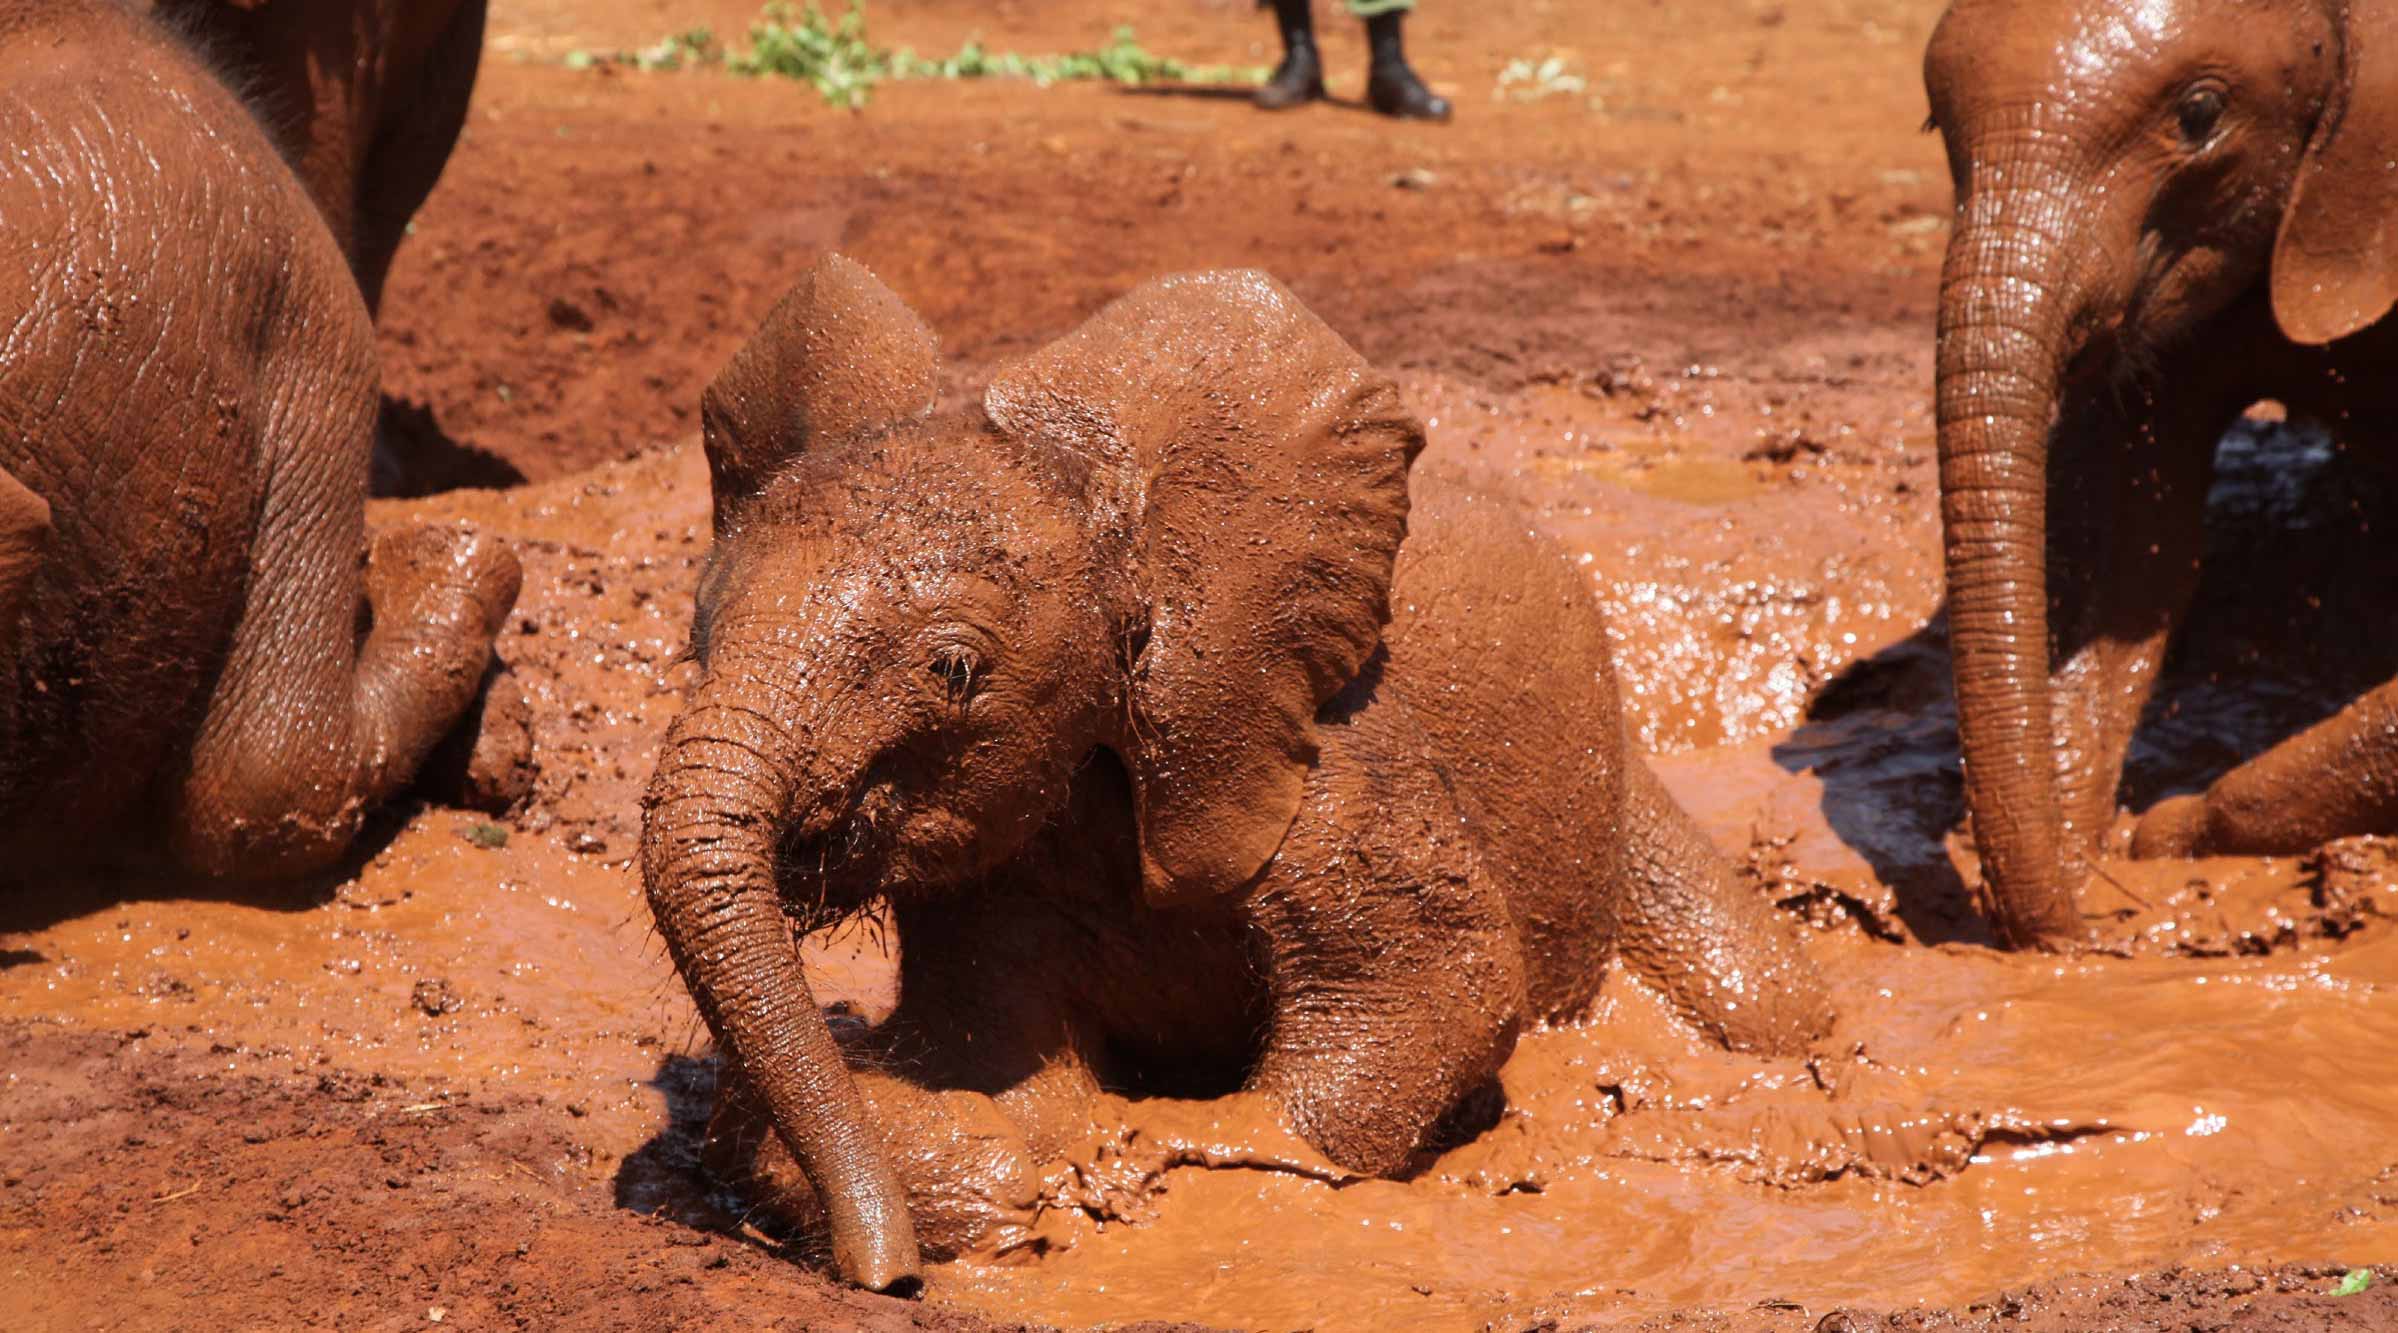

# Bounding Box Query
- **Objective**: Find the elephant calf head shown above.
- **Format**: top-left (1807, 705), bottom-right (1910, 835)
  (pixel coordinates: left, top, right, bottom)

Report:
top-left (641, 254), bottom-right (1421, 1287)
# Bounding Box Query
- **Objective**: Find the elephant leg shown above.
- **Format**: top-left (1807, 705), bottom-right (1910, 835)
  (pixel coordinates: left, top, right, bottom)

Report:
top-left (2132, 674), bottom-right (2398, 858)
top-left (1611, 754), bottom-right (1831, 1054)
top-left (2041, 380), bottom-right (2228, 868)
top-left (351, 0), bottom-right (485, 317)
top-left (1243, 723), bottom-right (1528, 1176)
top-left (706, 899), bottom-right (1107, 1263)
top-left (167, 381), bottom-right (518, 881)
top-left (0, 464), bottom-right (51, 741)
top-left (708, 1060), bottom-right (1053, 1262)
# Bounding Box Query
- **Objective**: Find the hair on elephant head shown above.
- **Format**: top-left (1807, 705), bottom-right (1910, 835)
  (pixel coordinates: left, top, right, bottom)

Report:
top-left (1921, 0), bottom-right (2398, 948)
top-left (641, 254), bottom-right (1420, 1289)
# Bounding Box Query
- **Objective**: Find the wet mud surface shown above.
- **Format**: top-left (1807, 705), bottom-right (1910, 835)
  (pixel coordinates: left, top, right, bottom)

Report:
top-left (8, 0), bottom-right (2398, 1328)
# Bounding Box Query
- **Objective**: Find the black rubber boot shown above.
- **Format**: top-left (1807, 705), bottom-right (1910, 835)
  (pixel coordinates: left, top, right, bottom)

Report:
top-left (1256, 0), bottom-right (1325, 110)
top-left (1364, 13), bottom-right (1451, 121)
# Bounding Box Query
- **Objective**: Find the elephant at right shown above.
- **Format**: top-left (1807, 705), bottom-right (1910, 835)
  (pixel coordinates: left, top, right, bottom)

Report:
top-left (1922, 0), bottom-right (2398, 949)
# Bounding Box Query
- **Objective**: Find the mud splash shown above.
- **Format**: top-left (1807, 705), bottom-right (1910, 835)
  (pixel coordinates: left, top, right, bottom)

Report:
top-left (921, 849), bottom-right (2398, 1330)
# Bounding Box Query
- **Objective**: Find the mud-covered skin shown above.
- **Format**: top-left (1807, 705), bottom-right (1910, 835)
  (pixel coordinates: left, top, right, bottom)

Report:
top-left (1923, 0), bottom-right (2398, 948)
top-left (0, 0), bottom-right (524, 883)
top-left (156, 0), bottom-right (485, 321)
top-left (642, 255), bottom-right (1830, 1287)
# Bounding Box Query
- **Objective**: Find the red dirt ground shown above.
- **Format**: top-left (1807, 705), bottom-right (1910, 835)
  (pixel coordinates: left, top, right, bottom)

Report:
top-left (9, 1), bottom-right (2398, 1330)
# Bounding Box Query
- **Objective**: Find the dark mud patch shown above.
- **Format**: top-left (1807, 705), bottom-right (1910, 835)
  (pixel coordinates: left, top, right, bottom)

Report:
top-left (0, 1023), bottom-right (1039, 1333)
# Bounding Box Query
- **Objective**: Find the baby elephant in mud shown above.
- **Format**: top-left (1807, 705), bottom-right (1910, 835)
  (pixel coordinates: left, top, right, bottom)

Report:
top-left (0, 1), bottom-right (525, 883)
top-left (641, 255), bottom-right (1834, 1289)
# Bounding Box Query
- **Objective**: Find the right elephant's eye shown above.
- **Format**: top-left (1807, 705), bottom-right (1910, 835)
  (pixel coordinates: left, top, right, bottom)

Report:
top-left (929, 645), bottom-right (981, 705)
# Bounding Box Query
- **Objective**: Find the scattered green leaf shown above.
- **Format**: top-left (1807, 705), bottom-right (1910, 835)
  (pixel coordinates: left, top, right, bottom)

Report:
top-left (463, 822), bottom-right (510, 850)
top-left (2336, 1269), bottom-right (2375, 1297)
top-left (572, 3), bottom-right (1264, 107)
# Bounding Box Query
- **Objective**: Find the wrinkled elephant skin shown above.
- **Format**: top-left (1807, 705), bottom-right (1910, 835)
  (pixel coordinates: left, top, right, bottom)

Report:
top-left (639, 254), bottom-right (1833, 1288)
top-left (0, 1), bottom-right (526, 888)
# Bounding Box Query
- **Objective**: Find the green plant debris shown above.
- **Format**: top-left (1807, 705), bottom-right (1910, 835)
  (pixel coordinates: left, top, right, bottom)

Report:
top-left (2336, 1269), bottom-right (2376, 1296)
top-left (571, 3), bottom-right (1265, 107)
top-left (462, 822), bottom-right (511, 850)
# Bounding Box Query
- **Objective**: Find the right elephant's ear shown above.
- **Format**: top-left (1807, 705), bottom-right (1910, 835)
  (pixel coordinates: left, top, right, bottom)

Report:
top-left (985, 271), bottom-right (1422, 908)
top-left (701, 253), bottom-right (941, 525)
top-left (2274, 4), bottom-right (2398, 345)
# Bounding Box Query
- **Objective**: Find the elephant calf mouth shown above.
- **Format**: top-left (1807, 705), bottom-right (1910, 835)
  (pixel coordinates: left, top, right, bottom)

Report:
top-left (774, 787), bottom-right (982, 912)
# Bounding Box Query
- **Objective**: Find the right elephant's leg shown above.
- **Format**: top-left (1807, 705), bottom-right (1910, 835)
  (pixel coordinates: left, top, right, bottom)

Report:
top-left (2133, 676), bottom-right (2398, 858)
top-left (2040, 381), bottom-right (2228, 867)
top-left (168, 386), bottom-right (518, 880)
top-left (1612, 754), bottom-right (1831, 1055)
top-left (1244, 726), bottom-right (1528, 1176)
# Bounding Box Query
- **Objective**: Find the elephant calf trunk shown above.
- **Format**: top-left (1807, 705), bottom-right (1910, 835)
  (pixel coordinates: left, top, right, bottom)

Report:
top-left (641, 694), bottom-right (921, 1290)
top-left (1934, 210), bottom-right (2084, 949)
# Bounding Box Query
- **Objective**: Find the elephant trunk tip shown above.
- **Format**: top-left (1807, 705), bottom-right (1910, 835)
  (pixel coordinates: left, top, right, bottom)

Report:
top-left (828, 1193), bottom-right (924, 1295)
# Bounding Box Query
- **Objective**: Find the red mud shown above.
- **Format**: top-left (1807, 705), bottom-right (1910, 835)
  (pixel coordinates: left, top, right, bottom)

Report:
top-left (7, 1), bottom-right (2398, 1329)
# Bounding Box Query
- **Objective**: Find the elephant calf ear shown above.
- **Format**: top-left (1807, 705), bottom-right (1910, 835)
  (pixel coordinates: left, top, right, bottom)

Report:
top-left (986, 271), bottom-right (1425, 907)
top-left (701, 253), bottom-right (941, 523)
top-left (2274, 12), bottom-right (2398, 345)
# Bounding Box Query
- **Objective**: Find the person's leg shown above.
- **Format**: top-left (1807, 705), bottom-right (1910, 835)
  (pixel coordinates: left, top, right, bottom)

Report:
top-left (1257, 0), bottom-right (1325, 110)
top-left (1357, 2), bottom-right (1451, 121)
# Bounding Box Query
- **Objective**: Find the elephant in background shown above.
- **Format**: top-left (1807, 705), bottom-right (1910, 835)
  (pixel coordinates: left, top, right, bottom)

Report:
top-left (155, 0), bottom-right (486, 321)
top-left (0, 1), bottom-right (524, 884)
top-left (640, 255), bottom-right (1832, 1290)
top-left (1924, 0), bottom-right (2398, 948)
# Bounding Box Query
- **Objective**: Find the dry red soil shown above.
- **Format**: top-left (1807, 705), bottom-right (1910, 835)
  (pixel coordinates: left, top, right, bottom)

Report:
top-left (9, 1), bottom-right (2398, 1329)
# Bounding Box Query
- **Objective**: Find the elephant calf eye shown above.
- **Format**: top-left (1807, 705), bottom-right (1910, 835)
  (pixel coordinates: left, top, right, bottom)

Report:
top-left (2175, 84), bottom-right (2226, 145)
top-left (929, 646), bottom-right (981, 704)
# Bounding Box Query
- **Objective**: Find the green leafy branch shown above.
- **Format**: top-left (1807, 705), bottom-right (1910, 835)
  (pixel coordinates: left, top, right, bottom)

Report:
top-left (566, 3), bottom-right (1265, 108)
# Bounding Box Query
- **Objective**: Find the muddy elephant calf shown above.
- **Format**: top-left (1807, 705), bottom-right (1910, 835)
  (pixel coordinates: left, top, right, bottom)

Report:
top-left (0, 0), bottom-right (523, 883)
top-left (640, 255), bottom-right (1835, 1289)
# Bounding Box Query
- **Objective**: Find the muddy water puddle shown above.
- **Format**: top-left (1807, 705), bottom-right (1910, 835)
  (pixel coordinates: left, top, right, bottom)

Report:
top-left (938, 916), bottom-right (2398, 1330)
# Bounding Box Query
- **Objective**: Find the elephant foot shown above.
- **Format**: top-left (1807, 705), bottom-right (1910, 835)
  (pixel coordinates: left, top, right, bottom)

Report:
top-left (705, 1073), bottom-right (1045, 1263)
top-left (2130, 794), bottom-right (2212, 860)
top-left (1031, 1091), bottom-right (1359, 1235)
top-left (1098, 1090), bottom-right (1361, 1184)
top-left (411, 663), bottom-right (536, 815)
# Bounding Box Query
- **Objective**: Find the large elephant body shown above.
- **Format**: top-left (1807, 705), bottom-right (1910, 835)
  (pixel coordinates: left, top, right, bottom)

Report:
top-left (1926, 0), bottom-right (2398, 947)
top-left (0, 0), bottom-right (520, 880)
top-left (641, 256), bottom-right (1831, 1288)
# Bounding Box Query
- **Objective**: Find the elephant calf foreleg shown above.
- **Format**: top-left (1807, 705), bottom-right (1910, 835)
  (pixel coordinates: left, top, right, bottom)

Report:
top-left (1245, 727), bottom-right (1530, 1175)
top-left (708, 1061), bottom-right (1054, 1261)
top-left (2134, 676), bottom-right (2398, 858)
top-left (170, 517), bottom-right (519, 880)
top-left (1612, 755), bottom-right (1831, 1055)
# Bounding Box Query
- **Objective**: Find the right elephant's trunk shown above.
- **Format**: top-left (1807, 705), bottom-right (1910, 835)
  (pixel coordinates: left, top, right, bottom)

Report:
top-left (1935, 160), bottom-right (2085, 950)
top-left (640, 660), bottom-right (919, 1290)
